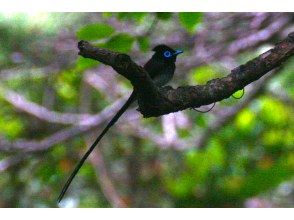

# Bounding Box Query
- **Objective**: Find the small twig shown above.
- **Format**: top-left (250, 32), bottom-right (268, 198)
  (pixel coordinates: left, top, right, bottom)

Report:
top-left (191, 102), bottom-right (216, 113)
top-left (0, 155), bottom-right (24, 172)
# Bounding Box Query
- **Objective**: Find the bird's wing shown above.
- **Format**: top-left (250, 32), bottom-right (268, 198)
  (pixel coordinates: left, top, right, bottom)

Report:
top-left (143, 58), bottom-right (166, 79)
top-left (144, 58), bottom-right (175, 87)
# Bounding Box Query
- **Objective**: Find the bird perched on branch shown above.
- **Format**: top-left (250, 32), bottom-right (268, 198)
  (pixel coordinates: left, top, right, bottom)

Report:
top-left (58, 44), bottom-right (183, 202)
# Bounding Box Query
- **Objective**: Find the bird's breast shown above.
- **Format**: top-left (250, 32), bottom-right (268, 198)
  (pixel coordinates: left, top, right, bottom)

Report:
top-left (144, 58), bottom-right (176, 87)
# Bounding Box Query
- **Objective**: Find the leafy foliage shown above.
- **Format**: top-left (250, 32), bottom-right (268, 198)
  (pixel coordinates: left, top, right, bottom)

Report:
top-left (116, 12), bottom-right (148, 23)
top-left (156, 12), bottom-right (173, 20)
top-left (178, 12), bottom-right (203, 33)
top-left (76, 23), bottom-right (115, 40)
top-left (104, 33), bottom-right (135, 53)
top-left (137, 36), bottom-right (150, 52)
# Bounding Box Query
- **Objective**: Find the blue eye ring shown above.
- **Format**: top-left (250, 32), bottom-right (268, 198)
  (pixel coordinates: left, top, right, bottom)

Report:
top-left (163, 51), bottom-right (172, 58)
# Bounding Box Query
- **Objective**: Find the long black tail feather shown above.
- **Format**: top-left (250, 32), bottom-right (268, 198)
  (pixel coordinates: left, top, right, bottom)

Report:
top-left (58, 91), bottom-right (137, 203)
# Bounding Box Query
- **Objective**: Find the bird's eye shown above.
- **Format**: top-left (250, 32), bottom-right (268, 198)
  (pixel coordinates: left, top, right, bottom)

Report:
top-left (163, 51), bottom-right (172, 58)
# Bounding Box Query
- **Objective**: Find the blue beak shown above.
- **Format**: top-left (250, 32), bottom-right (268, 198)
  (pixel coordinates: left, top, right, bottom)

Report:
top-left (174, 50), bottom-right (183, 55)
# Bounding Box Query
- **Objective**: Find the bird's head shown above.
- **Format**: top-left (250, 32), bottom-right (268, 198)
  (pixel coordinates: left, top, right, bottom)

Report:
top-left (152, 44), bottom-right (183, 62)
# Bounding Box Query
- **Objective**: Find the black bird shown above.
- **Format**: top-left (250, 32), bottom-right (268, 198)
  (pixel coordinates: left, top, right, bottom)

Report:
top-left (58, 44), bottom-right (183, 202)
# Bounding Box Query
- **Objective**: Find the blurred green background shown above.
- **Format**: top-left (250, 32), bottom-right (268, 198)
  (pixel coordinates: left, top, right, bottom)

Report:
top-left (0, 12), bottom-right (293, 208)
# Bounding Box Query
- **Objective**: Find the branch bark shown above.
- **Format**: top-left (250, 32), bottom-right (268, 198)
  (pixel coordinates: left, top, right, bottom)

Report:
top-left (77, 32), bottom-right (294, 118)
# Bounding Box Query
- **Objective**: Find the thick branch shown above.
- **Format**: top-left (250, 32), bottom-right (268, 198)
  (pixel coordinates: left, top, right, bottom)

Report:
top-left (78, 32), bottom-right (294, 118)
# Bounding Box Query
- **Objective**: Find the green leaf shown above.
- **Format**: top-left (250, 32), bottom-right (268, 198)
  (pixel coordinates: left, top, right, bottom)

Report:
top-left (76, 56), bottom-right (99, 71)
top-left (235, 109), bottom-right (256, 132)
top-left (56, 83), bottom-right (77, 100)
top-left (262, 129), bottom-right (284, 147)
top-left (179, 12), bottom-right (203, 33)
top-left (0, 116), bottom-right (24, 139)
top-left (166, 174), bottom-right (197, 197)
top-left (239, 161), bottom-right (294, 199)
top-left (190, 65), bottom-right (222, 84)
top-left (260, 97), bottom-right (288, 127)
top-left (117, 13), bottom-right (147, 23)
top-left (105, 33), bottom-right (135, 53)
top-left (156, 12), bottom-right (172, 20)
top-left (76, 23), bottom-right (115, 41)
top-left (102, 12), bottom-right (112, 18)
top-left (137, 36), bottom-right (150, 52)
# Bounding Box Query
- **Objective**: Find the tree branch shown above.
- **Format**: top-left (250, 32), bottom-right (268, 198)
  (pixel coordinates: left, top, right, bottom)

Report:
top-left (89, 149), bottom-right (127, 208)
top-left (194, 72), bottom-right (274, 149)
top-left (77, 32), bottom-right (294, 118)
top-left (0, 86), bottom-right (91, 125)
top-left (0, 154), bottom-right (24, 172)
top-left (0, 97), bottom-right (133, 152)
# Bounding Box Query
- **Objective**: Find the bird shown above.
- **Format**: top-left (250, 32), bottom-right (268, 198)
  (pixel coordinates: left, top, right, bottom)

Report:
top-left (57, 44), bottom-right (183, 203)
